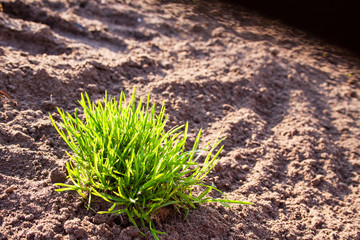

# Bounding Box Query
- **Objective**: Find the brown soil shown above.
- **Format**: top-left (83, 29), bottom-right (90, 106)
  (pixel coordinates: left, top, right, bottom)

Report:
top-left (1, 0), bottom-right (360, 239)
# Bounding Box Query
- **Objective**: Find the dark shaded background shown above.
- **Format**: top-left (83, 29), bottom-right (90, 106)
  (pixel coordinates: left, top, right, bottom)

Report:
top-left (228, 0), bottom-right (360, 55)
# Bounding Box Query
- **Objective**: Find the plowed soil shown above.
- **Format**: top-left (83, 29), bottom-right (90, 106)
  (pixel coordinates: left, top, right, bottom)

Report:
top-left (1, 0), bottom-right (360, 239)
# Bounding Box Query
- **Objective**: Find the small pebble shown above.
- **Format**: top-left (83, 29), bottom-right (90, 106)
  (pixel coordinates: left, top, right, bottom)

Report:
top-left (242, 165), bottom-right (249, 171)
top-left (196, 94), bottom-right (204, 100)
top-left (222, 104), bottom-right (233, 111)
top-left (87, 84), bottom-right (98, 94)
top-left (193, 115), bottom-right (201, 123)
top-left (270, 47), bottom-right (279, 56)
top-left (49, 168), bottom-right (67, 183)
top-left (24, 214), bottom-right (35, 221)
top-left (311, 175), bottom-right (324, 186)
top-left (5, 186), bottom-right (15, 194)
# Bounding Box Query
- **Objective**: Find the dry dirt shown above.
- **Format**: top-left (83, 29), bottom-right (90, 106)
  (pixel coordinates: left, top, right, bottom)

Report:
top-left (1, 0), bottom-right (360, 239)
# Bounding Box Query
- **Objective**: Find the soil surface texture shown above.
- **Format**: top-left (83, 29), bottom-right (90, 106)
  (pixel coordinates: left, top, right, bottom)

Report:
top-left (0, 0), bottom-right (360, 239)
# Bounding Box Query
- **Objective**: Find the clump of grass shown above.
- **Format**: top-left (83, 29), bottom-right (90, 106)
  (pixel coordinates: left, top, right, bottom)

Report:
top-left (50, 88), bottom-right (251, 239)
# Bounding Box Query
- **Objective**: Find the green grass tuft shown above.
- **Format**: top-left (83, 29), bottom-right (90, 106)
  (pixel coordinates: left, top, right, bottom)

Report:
top-left (49, 88), bottom-right (251, 239)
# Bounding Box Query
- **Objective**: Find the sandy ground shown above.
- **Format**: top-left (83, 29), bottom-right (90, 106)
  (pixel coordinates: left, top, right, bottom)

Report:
top-left (0, 0), bottom-right (360, 239)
